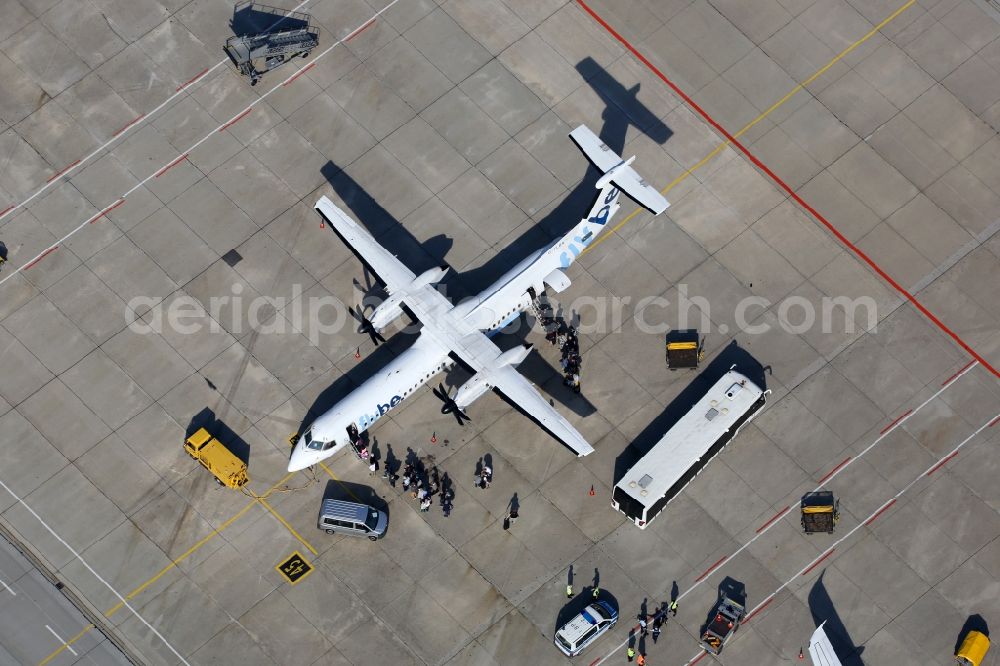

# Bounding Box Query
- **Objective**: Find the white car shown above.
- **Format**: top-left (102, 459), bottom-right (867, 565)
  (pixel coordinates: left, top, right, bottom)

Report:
top-left (554, 601), bottom-right (619, 657)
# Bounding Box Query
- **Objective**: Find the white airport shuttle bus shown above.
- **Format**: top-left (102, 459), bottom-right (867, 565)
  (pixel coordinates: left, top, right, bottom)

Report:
top-left (612, 370), bottom-right (769, 528)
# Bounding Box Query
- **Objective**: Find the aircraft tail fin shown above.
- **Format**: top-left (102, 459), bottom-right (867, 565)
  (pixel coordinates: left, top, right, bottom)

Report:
top-left (569, 124), bottom-right (670, 215)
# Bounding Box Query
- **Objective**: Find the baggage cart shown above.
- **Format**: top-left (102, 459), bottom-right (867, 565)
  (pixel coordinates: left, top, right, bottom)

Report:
top-left (666, 329), bottom-right (703, 370)
top-left (801, 490), bottom-right (840, 534)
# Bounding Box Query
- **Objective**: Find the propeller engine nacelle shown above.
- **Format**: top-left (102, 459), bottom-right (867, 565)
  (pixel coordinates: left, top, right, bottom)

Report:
top-left (368, 292), bottom-right (405, 331)
top-left (454, 345), bottom-right (532, 410)
top-left (367, 266), bottom-right (448, 331)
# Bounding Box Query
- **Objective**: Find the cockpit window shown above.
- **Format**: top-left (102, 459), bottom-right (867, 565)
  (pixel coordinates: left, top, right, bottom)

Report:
top-left (304, 430), bottom-right (323, 451)
top-left (321, 439), bottom-right (337, 451)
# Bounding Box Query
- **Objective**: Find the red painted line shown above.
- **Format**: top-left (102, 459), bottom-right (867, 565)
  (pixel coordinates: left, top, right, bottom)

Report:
top-left (0, 204), bottom-right (14, 218)
top-left (941, 359), bottom-right (976, 386)
top-left (864, 499), bottom-right (897, 526)
top-left (695, 555), bottom-right (729, 583)
top-left (218, 108), bottom-right (253, 132)
top-left (346, 17), bottom-right (376, 41)
top-left (880, 409), bottom-right (913, 435)
top-left (154, 153), bottom-right (189, 178)
top-left (756, 505), bottom-right (791, 533)
top-left (176, 67), bottom-right (209, 92)
top-left (801, 548), bottom-right (835, 576)
top-left (45, 159), bottom-right (81, 183)
top-left (989, 415), bottom-right (1000, 428)
top-left (283, 61), bottom-right (316, 86)
top-left (690, 651), bottom-right (708, 665)
top-left (743, 596), bottom-right (775, 623)
top-left (817, 457), bottom-right (852, 485)
top-left (112, 113), bottom-right (146, 137)
top-left (91, 198), bottom-right (125, 223)
top-left (926, 451), bottom-right (960, 477)
top-left (575, 0), bottom-right (1000, 380)
top-left (588, 659), bottom-right (600, 666)
top-left (23, 246), bottom-right (58, 270)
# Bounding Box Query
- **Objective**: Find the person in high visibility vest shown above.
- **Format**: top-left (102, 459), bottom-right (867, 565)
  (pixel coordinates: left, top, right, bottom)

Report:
top-left (669, 600), bottom-right (678, 616)
top-left (626, 646), bottom-right (635, 662)
top-left (566, 584), bottom-right (573, 598)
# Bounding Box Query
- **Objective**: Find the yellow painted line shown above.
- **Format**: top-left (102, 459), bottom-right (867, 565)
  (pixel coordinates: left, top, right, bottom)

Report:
top-left (259, 497), bottom-right (318, 556)
top-left (38, 472), bottom-right (301, 665)
top-left (37, 624), bottom-right (94, 666)
top-left (580, 0), bottom-right (917, 257)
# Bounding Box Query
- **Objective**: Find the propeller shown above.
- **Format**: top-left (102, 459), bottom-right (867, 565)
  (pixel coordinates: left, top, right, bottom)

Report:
top-left (349, 305), bottom-right (386, 346)
top-left (432, 383), bottom-right (472, 426)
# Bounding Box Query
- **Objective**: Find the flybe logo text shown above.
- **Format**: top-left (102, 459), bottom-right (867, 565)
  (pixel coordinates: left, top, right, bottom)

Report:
top-left (588, 186), bottom-right (619, 226)
top-left (357, 395), bottom-right (402, 429)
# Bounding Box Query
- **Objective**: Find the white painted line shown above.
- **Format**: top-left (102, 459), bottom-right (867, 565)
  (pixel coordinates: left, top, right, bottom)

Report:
top-left (0, 0), bottom-right (315, 226)
top-left (587, 365), bottom-right (981, 666)
top-left (676, 409), bottom-right (1000, 666)
top-left (45, 625), bottom-right (78, 656)
top-left (0, 0), bottom-right (400, 288)
top-left (0, 478), bottom-right (191, 666)
top-left (0, 577), bottom-right (15, 596)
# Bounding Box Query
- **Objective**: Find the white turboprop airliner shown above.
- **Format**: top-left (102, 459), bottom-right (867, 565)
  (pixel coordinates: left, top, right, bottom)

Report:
top-left (288, 125), bottom-right (670, 472)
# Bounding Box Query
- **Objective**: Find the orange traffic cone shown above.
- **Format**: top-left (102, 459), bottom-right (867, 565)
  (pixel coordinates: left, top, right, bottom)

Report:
top-left (354, 347), bottom-right (361, 360)
top-left (430, 431), bottom-right (437, 444)
top-left (589, 485), bottom-right (595, 496)
top-left (798, 647), bottom-right (804, 660)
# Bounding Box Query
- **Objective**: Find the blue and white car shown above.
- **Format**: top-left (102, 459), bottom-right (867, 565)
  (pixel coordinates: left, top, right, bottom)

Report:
top-left (554, 600), bottom-right (619, 657)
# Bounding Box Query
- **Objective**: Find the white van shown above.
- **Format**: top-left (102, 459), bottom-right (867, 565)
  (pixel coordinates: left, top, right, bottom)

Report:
top-left (317, 499), bottom-right (387, 540)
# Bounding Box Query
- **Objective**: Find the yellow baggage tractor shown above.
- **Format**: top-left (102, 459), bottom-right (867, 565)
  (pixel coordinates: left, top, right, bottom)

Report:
top-left (956, 630), bottom-right (990, 666)
top-left (801, 490), bottom-right (840, 534)
top-left (184, 428), bottom-right (248, 489)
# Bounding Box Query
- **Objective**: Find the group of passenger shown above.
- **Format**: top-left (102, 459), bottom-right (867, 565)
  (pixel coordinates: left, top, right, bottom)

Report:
top-left (537, 300), bottom-right (583, 394)
top-left (402, 463), bottom-right (454, 516)
top-left (560, 328), bottom-right (582, 393)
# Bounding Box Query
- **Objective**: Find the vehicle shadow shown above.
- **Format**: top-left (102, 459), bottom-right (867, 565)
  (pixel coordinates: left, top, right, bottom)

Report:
top-left (322, 479), bottom-right (389, 515)
top-left (954, 614), bottom-right (990, 653)
top-left (555, 587), bottom-right (621, 636)
top-left (230, 0), bottom-right (308, 37)
top-left (185, 407), bottom-right (250, 465)
top-left (613, 341), bottom-right (766, 483)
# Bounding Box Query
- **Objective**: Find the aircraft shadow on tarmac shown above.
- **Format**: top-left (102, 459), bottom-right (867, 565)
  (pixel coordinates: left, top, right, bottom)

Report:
top-left (809, 570), bottom-right (864, 665)
top-left (297, 59), bottom-right (674, 442)
top-left (612, 341), bottom-right (767, 484)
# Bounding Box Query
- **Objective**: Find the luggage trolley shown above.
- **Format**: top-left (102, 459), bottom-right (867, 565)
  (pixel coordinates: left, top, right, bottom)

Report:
top-left (801, 490), bottom-right (840, 534)
top-left (225, 2), bottom-right (320, 86)
top-left (666, 329), bottom-right (704, 370)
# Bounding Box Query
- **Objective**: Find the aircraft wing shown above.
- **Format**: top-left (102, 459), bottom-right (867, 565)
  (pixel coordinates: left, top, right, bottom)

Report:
top-left (488, 364), bottom-right (595, 457)
top-left (315, 196), bottom-right (416, 293)
top-left (808, 622), bottom-right (843, 666)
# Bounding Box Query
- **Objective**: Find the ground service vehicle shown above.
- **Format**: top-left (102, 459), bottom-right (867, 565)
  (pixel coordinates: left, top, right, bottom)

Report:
top-left (612, 370), bottom-right (768, 528)
top-left (956, 630), bottom-right (990, 665)
top-left (801, 491), bottom-right (840, 534)
top-left (317, 499), bottom-right (387, 540)
top-left (666, 329), bottom-right (703, 370)
top-left (554, 601), bottom-right (619, 657)
top-left (184, 428), bottom-right (248, 489)
top-left (700, 594), bottom-right (746, 655)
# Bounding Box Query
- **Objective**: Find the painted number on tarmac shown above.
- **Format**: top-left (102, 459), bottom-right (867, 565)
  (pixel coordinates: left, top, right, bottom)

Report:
top-left (277, 552), bottom-right (313, 585)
